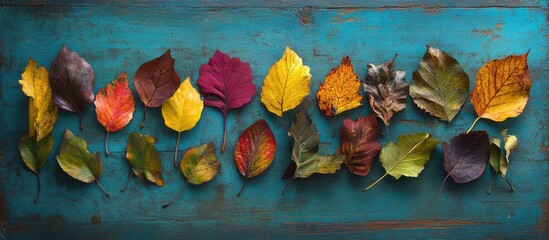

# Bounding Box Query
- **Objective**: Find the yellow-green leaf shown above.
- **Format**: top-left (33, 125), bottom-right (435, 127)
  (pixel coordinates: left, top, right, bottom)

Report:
top-left (181, 142), bottom-right (220, 185)
top-left (19, 59), bottom-right (58, 141)
top-left (261, 46), bottom-right (312, 117)
top-left (18, 133), bottom-right (54, 202)
top-left (488, 129), bottom-right (516, 193)
top-left (126, 133), bottom-right (163, 186)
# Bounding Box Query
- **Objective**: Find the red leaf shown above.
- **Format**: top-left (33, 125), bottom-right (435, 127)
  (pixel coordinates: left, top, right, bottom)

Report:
top-left (338, 115), bottom-right (382, 176)
top-left (197, 50), bottom-right (256, 152)
top-left (94, 73), bottom-right (136, 155)
top-left (134, 50), bottom-right (180, 128)
top-left (234, 119), bottom-right (276, 196)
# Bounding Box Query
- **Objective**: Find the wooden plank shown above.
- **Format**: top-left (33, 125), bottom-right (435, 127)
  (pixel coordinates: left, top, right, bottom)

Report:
top-left (1, 5), bottom-right (548, 239)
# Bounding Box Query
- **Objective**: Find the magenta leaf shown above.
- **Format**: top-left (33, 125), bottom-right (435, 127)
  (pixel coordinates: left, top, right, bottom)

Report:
top-left (197, 50), bottom-right (256, 152)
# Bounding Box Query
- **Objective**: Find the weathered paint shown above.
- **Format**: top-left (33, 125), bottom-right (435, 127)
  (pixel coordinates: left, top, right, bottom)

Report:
top-left (0, 1), bottom-right (548, 238)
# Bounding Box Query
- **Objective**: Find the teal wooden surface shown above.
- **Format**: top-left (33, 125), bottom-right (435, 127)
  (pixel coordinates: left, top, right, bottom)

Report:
top-left (1, 1), bottom-right (548, 239)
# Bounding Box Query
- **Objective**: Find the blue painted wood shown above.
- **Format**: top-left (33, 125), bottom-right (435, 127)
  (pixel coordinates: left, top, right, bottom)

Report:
top-left (0, 3), bottom-right (548, 239)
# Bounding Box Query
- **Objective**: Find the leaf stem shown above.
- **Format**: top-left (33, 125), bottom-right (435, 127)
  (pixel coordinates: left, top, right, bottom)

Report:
top-left (466, 117), bottom-right (480, 134)
top-left (504, 177), bottom-right (515, 192)
top-left (362, 172), bottom-right (389, 191)
top-left (281, 180), bottom-right (291, 196)
top-left (121, 171), bottom-right (133, 192)
top-left (163, 181), bottom-right (188, 208)
top-left (237, 178), bottom-right (247, 197)
top-left (174, 132), bottom-right (181, 168)
top-left (79, 112), bottom-right (83, 130)
top-left (140, 106), bottom-right (148, 129)
top-left (34, 173), bottom-right (40, 203)
top-left (105, 131), bottom-right (110, 156)
top-left (438, 173), bottom-right (451, 197)
top-left (488, 174), bottom-right (498, 195)
top-left (96, 179), bottom-right (111, 197)
top-left (222, 112), bottom-right (227, 152)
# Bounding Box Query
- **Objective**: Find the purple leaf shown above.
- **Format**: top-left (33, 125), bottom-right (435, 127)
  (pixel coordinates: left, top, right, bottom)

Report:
top-left (441, 131), bottom-right (490, 187)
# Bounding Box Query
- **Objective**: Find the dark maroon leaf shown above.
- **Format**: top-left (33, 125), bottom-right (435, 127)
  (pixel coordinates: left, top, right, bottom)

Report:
top-left (197, 50), bottom-right (256, 152)
top-left (338, 114), bottom-right (382, 176)
top-left (441, 131), bottom-right (490, 189)
top-left (49, 45), bottom-right (95, 129)
top-left (134, 50), bottom-right (180, 128)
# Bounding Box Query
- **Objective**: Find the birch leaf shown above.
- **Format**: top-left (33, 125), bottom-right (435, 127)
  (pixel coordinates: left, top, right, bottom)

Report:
top-left (261, 46), bottom-right (311, 117)
top-left (364, 55), bottom-right (408, 127)
top-left (363, 133), bottom-right (438, 191)
top-left (162, 77), bottom-right (204, 167)
top-left (411, 46), bottom-right (469, 122)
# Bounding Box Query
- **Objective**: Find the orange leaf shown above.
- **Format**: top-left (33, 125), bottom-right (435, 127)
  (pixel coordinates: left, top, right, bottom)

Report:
top-left (94, 73), bottom-right (136, 155)
top-left (470, 52), bottom-right (532, 123)
top-left (316, 56), bottom-right (362, 116)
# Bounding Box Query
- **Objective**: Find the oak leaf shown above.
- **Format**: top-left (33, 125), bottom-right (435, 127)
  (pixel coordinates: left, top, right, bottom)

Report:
top-left (162, 77), bottom-right (204, 167)
top-left (364, 55), bottom-right (408, 127)
top-left (94, 73), bottom-right (135, 156)
top-left (261, 46), bottom-right (311, 117)
top-left (197, 50), bottom-right (255, 152)
top-left (234, 119), bottom-right (276, 196)
top-left (338, 114), bottom-right (381, 176)
top-left (410, 46), bottom-right (469, 122)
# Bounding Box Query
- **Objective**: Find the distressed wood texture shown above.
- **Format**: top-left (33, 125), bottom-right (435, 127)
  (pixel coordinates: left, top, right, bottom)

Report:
top-left (0, 2), bottom-right (548, 239)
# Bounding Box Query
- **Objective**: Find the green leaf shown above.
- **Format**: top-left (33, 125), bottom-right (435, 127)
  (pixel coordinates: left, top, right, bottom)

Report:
top-left (363, 133), bottom-right (438, 191)
top-left (18, 133), bottom-right (54, 203)
top-left (57, 129), bottom-right (109, 196)
top-left (410, 46), bottom-right (469, 122)
top-left (285, 109), bottom-right (344, 179)
top-left (181, 142), bottom-right (220, 185)
top-left (126, 133), bottom-right (163, 186)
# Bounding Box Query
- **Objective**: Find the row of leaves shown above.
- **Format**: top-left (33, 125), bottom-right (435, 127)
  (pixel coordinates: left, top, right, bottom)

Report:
top-left (18, 44), bottom-right (531, 206)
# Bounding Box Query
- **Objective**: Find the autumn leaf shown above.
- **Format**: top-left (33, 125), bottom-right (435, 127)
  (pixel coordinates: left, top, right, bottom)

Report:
top-left (18, 134), bottom-right (53, 203)
top-left (19, 59), bottom-right (58, 141)
top-left (125, 133), bottom-right (163, 186)
top-left (49, 45), bottom-right (95, 130)
top-left (468, 51), bottom-right (532, 132)
top-left (261, 46), bottom-right (312, 117)
top-left (488, 129), bottom-right (517, 194)
top-left (234, 119), bottom-right (276, 196)
top-left (363, 133), bottom-right (438, 191)
top-left (316, 56), bottom-right (362, 134)
top-left (162, 77), bottom-right (204, 167)
top-left (163, 142), bottom-right (220, 208)
top-left (282, 109), bottom-right (344, 195)
top-left (410, 46), bottom-right (469, 122)
top-left (440, 131), bottom-right (489, 194)
top-left (134, 50), bottom-right (180, 128)
top-left (338, 114), bottom-right (381, 176)
top-left (94, 73), bottom-right (135, 156)
top-left (364, 55), bottom-right (409, 127)
top-left (197, 50), bottom-right (255, 152)
top-left (57, 129), bottom-right (110, 196)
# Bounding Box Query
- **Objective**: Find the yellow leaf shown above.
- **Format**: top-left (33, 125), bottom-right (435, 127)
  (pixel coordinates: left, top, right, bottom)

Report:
top-left (260, 46), bottom-right (311, 117)
top-left (18, 59), bottom-right (58, 141)
top-left (162, 77), bottom-right (204, 132)
top-left (470, 52), bottom-right (532, 122)
top-left (316, 56), bottom-right (362, 116)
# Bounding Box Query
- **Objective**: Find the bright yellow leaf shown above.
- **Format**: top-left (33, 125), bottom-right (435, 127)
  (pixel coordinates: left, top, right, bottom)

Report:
top-left (316, 56), bottom-right (362, 116)
top-left (260, 46), bottom-right (311, 117)
top-left (470, 52), bottom-right (531, 122)
top-left (19, 59), bottom-right (58, 141)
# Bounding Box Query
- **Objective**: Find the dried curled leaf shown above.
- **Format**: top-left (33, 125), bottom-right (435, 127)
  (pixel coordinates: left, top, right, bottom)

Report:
top-left (261, 46), bottom-right (312, 117)
top-left (197, 50), bottom-right (255, 152)
top-left (338, 115), bottom-right (381, 176)
top-left (284, 109), bottom-right (344, 179)
top-left (363, 133), bottom-right (438, 191)
top-left (411, 46), bottom-right (469, 122)
top-left (316, 56), bottom-right (362, 116)
top-left (162, 77), bottom-right (204, 167)
top-left (94, 73), bottom-right (135, 155)
top-left (234, 119), bottom-right (276, 196)
top-left (57, 129), bottom-right (110, 196)
top-left (49, 45), bottom-right (95, 129)
top-left (468, 52), bottom-right (532, 131)
top-left (134, 50), bottom-right (180, 128)
top-left (126, 133), bottom-right (163, 186)
top-left (441, 131), bottom-right (489, 194)
top-left (19, 59), bottom-right (58, 141)
top-left (488, 129), bottom-right (517, 193)
top-left (364, 56), bottom-right (409, 127)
